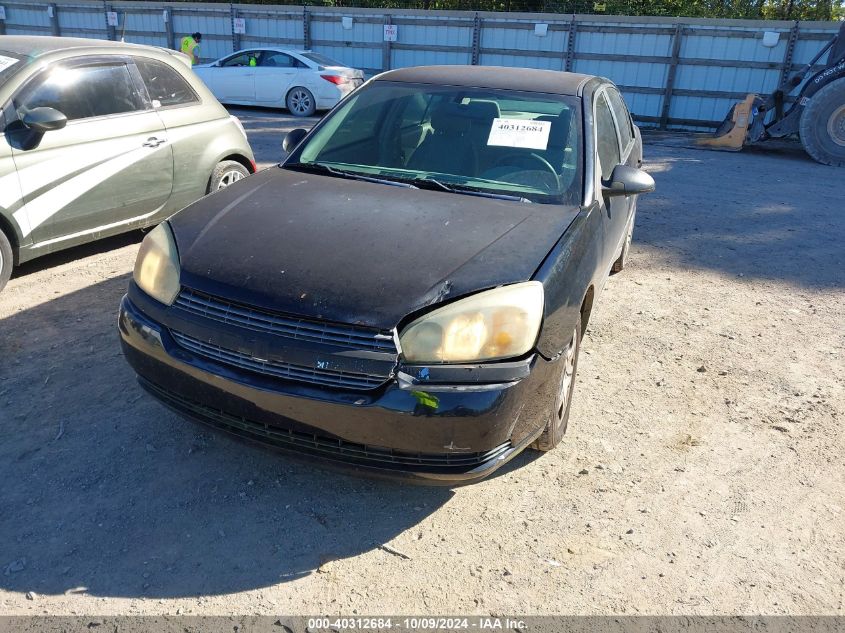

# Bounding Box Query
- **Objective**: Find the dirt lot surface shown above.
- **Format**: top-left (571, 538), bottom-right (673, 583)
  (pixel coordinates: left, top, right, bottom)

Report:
top-left (0, 109), bottom-right (843, 616)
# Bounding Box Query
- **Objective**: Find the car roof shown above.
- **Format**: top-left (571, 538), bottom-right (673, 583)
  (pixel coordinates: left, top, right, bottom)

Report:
top-left (0, 35), bottom-right (176, 59)
top-left (230, 48), bottom-right (324, 57)
top-left (375, 65), bottom-right (596, 97)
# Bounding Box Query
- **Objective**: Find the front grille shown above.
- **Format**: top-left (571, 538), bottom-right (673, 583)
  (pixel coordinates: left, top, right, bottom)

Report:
top-left (171, 330), bottom-right (387, 390)
top-left (141, 378), bottom-right (512, 472)
top-left (173, 288), bottom-right (396, 354)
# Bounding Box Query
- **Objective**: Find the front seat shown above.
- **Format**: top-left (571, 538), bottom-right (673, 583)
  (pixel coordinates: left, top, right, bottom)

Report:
top-left (536, 112), bottom-right (573, 172)
top-left (463, 99), bottom-right (502, 172)
top-left (407, 102), bottom-right (476, 177)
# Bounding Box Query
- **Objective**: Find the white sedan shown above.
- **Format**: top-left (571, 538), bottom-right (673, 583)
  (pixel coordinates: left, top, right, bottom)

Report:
top-left (194, 49), bottom-right (364, 117)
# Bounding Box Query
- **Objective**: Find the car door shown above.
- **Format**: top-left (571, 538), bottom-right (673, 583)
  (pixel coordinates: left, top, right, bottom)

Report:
top-left (254, 51), bottom-right (300, 105)
top-left (204, 51), bottom-right (259, 103)
top-left (7, 58), bottom-right (173, 246)
top-left (594, 89), bottom-right (628, 270)
top-left (132, 56), bottom-right (214, 211)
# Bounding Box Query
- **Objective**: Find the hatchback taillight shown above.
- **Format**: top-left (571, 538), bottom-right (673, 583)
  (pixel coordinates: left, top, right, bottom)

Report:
top-left (320, 75), bottom-right (347, 85)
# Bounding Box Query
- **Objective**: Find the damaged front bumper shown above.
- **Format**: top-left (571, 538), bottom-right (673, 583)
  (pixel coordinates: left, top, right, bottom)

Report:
top-left (118, 292), bottom-right (558, 485)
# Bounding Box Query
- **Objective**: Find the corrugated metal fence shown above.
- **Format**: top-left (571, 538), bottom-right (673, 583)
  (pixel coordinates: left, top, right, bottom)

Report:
top-left (0, 1), bottom-right (839, 129)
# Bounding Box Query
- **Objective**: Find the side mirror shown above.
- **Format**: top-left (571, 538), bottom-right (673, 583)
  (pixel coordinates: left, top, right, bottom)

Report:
top-left (282, 128), bottom-right (308, 154)
top-left (22, 107), bottom-right (68, 133)
top-left (601, 164), bottom-right (655, 197)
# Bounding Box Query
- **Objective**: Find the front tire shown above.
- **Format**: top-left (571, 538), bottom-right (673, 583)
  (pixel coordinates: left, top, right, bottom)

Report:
top-left (0, 229), bottom-right (13, 293)
top-left (207, 160), bottom-right (249, 193)
top-left (799, 77), bottom-right (845, 167)
top-left (532, 319), bottom-right (581, 452)
top-left (286, 87), bottom-right (316, 117)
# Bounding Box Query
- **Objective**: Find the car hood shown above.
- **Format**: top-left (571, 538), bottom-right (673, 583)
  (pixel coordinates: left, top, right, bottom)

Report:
top-left (170, 168), bottom-right (580, 329)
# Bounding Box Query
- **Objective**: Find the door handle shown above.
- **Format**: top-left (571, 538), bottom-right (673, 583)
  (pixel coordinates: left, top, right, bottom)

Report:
top-left (143, 137), bottom-right (166, 148)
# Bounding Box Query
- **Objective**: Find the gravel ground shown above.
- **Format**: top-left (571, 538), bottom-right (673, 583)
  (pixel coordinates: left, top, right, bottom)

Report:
top-left (0, 109), bottom-right (842, 616)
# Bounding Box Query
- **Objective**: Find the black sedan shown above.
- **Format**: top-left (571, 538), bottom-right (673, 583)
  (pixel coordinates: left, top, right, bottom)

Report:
top-left (119, 65), bottom-right (654, 484)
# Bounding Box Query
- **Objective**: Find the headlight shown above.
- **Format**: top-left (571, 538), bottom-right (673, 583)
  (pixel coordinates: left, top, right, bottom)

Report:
top-left (133, 222), bottom-right (180, 306)
top-left (399, 281), bottom-right (544, 363)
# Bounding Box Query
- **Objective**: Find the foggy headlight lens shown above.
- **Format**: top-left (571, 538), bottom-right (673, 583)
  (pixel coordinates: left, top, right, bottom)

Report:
top-left (133, 222), bottom-right (180, 306)
top-left (399, 281), bottom-right (544, 363)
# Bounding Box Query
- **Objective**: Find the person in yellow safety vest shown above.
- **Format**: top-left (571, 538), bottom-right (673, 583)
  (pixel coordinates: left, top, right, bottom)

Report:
top-left (180, 32), bottom-right (202, 65)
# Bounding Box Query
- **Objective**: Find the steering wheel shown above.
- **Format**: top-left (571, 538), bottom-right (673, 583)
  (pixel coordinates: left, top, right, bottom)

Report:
top-left (491, 152), bottom-right (560, 191)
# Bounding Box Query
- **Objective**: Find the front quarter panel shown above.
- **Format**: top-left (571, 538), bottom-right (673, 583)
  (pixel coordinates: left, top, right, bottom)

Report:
top-left (0, 114), bottom-right (27, 253)
top-left (160, 107), bottom-right (255, 212)
top-left (534, 202), bottom-right (605, 359)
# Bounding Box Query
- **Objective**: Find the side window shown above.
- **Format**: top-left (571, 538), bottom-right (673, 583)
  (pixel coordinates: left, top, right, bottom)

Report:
top-left (14, 63), bottom-right (145, 122)
top-left (260, 53), bottom-right (298, 68)
top-left (222, 52), bottom-right (259, 67)
top-left (595, 92), bottom-right (621, 181)
top-left (135, 58), bottom-right (198, 108)
top-left (606, 88), bottom-right (633, 151)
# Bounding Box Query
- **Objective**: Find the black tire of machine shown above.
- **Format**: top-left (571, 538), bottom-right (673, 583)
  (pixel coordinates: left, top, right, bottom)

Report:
top-left (799, 77), bottom-right (845, 167)
top-left (532, 318), bottom-right (582, 452)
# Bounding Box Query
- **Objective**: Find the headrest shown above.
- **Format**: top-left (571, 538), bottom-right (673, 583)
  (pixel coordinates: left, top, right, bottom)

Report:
top-left (430, 102), bottom-right (471, 134)
top-left (463, 99), bottom-right (501, 122)
top-left (536, 111), bottom-right (573, 149)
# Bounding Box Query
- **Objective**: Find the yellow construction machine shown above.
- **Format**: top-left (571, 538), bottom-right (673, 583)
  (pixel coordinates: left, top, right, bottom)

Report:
top-left (698, 22), bottom-right (845, 167)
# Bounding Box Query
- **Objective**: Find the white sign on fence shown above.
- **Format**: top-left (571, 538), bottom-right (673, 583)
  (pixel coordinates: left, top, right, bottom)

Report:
top-left (383, 24), bottom-right (397, 42)
top-left (762, 31), bottom-right (780, 47)
top-left (0, 6), bottom-right (6, 21)
top-left (342, 16), bottom-right (353, 30)
top-left (106, 11), bottom-right (118, 27)
top-left (534, 23), bottom-right (548, 37)
top-left (162, 9), bottom-right (168, 22)
top-left (46, 5), bottom-right (53, 17)
top-left (233, 17), bottom-right (246, 34)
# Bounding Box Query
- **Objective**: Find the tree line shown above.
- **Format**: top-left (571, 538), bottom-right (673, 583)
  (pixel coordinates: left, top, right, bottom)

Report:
top-left (172, 0), bottom-right (843, 20)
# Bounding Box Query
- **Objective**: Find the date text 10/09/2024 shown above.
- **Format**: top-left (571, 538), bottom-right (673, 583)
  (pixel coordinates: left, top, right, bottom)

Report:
top-left (307, 618), bottom-right (528, 630)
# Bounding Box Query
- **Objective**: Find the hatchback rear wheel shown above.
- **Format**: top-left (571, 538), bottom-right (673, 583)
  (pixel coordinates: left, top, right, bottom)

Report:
top-left (208, 160), bottom-right (249, 193)
top-left (0, 230), bottom-right (13, 293)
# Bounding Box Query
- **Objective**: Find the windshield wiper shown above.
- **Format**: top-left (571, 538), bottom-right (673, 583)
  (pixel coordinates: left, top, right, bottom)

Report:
top-left (397, 176), bottom-right (531, 203)
top-left (406, 177), bottom-right (455, 193)
top-left (285, 162), bottom-right (418, 189)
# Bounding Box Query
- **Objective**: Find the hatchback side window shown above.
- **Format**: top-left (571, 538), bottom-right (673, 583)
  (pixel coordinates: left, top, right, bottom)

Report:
top-left (14, 63), bottom-right (144, 122)
top-left (605, 88), bottom-right (633, 152)
top-left (595, 92), bottom-right (621, 181)
top-left (135, 58), bottom-right (199, 108)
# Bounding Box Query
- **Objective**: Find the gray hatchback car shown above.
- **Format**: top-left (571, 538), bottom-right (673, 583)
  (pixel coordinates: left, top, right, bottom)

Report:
top-left (0, 36), bottom-right (256, 292)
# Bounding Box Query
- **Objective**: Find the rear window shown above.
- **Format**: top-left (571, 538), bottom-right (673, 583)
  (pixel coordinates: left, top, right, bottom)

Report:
top-left (135, 58), bottom-right (199, 107)
top-left (301, 52), bottom-right (345, 67)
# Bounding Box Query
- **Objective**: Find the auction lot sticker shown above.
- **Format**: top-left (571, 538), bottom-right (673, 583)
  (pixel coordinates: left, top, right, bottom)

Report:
top-left (487, 117), bottom-right (551, 150)
top-left (0, 55), bottom-right (18, 73)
